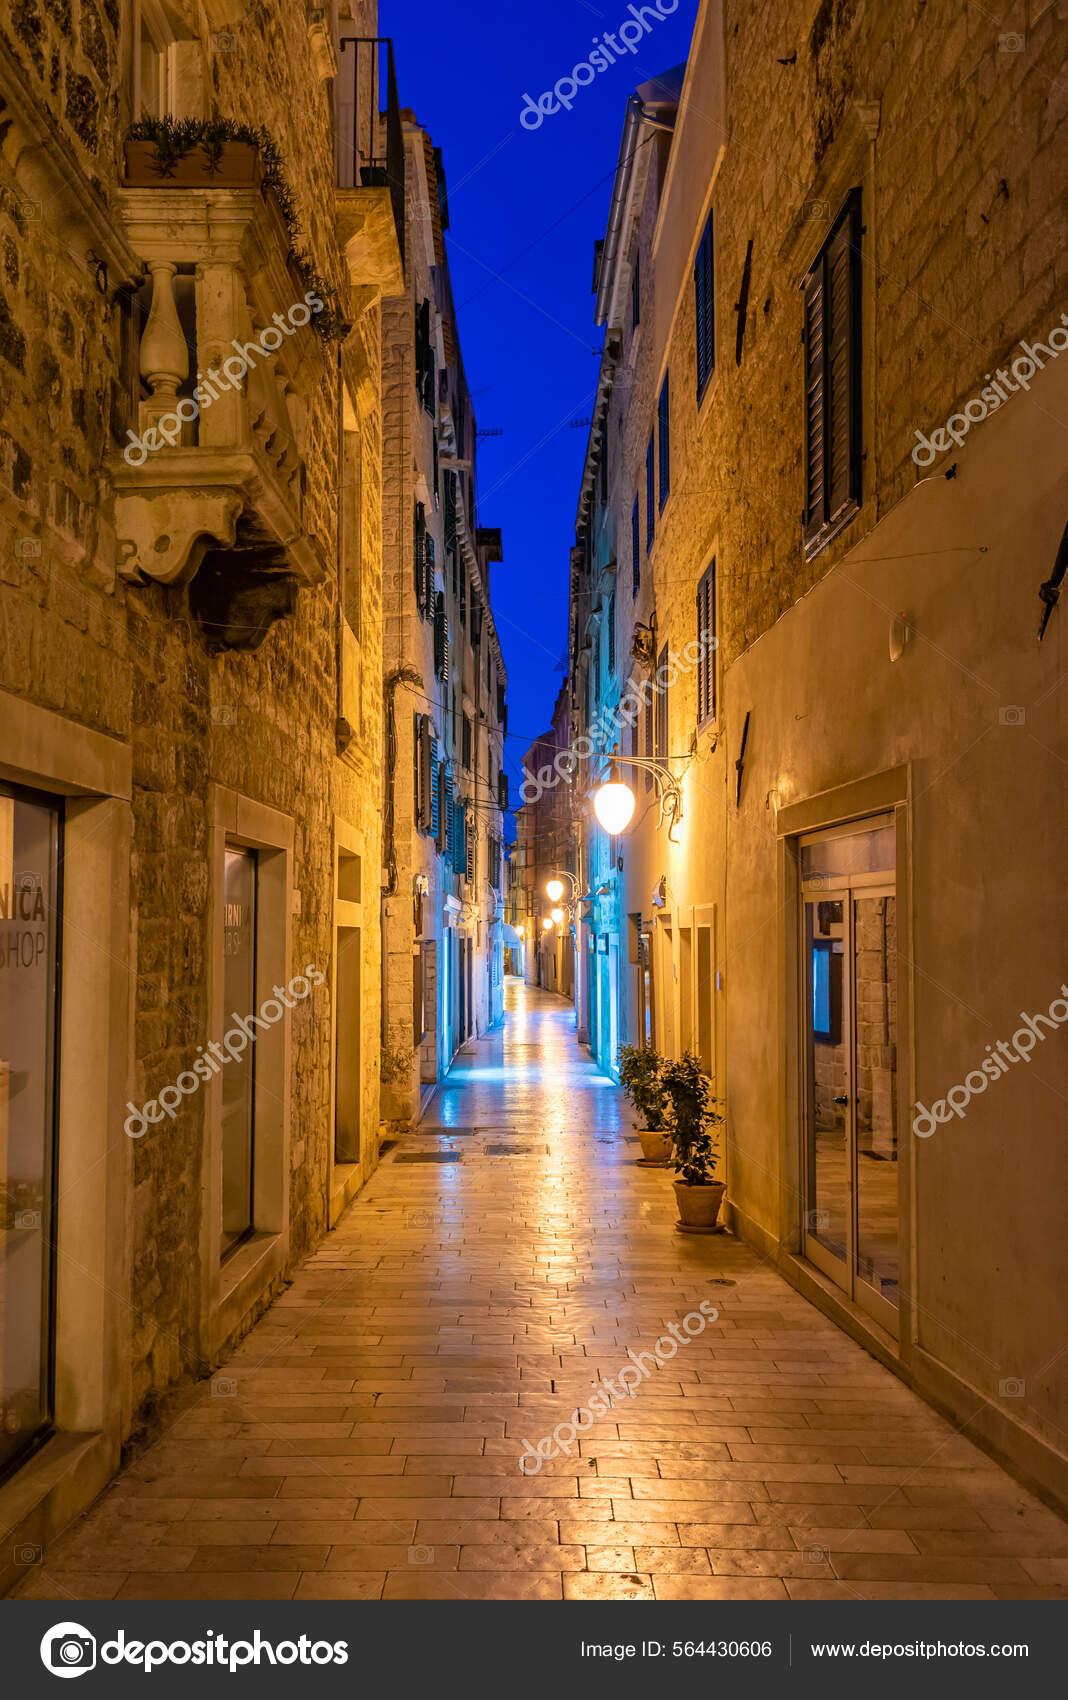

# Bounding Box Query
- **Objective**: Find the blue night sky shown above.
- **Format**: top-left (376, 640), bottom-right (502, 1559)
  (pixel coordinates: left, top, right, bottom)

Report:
top-left (384, 0), bottom-right (698, 791)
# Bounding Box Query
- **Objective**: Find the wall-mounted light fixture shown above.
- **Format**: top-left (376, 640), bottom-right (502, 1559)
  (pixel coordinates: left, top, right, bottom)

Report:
top-left (545, 872), bottom-right (580, 902)
top-left (592, 749), bottom-right (683, 841)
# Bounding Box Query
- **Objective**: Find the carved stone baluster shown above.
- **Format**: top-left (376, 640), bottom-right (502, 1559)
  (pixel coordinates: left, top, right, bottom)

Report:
top-left (139, 261), bottom-right (189, 441)
top-left (194, 262), bottom-right (250, 451)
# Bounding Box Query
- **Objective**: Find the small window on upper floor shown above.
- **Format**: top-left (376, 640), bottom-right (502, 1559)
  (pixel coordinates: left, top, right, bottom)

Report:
top-left (133, 0), bottom-right (176, 118)
top-left (694, 209), bottom-right (715, 400)
top-left (803, 189), bottom-right (862, 559)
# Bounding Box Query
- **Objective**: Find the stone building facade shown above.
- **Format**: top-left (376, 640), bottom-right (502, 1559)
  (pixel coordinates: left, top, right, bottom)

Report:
top-left (515, 681), bottom-right (576, 1003)
top-left (570, 0), bottom-right (1067, 1506)
top-left (379, 113), bottom-right (509, 1129)
top-left (0, 0), bottom-right (428, 1588)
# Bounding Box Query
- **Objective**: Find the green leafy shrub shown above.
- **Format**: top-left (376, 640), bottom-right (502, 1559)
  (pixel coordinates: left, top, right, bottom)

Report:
top-left (662, 1052), bottom-right (723, 1184)
top-left (619, 1044), bottom-right (669, 1131)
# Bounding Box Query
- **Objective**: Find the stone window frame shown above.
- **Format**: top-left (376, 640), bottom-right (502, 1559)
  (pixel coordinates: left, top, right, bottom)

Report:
top-left (774, 764), bottom-right (912, 1364)
top-left (779, 103), bottom-right (881, 569)
top-left (201, 785), bottom-right (294, 1361)
top-left (0, 690), bottom-right (132, 1589)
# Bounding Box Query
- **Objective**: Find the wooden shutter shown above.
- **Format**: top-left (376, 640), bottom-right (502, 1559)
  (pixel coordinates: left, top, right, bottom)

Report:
top-left (434, 592), bottom-right (449, 679)
top-left (631, 496), bottom-right (640, 597)
top-left (802, 261), bottom-right (826, 550)
top-left (695, 212), bottom-right (715, 397)
top-left (655, 642), bottom-right (669, 761)
top-left (417, 715), bottom-right (433, 832)
top-left (658, 374), bottom-right (670, 509)
top-left (465, 808), bottom-right (474, 882)
top-left (825, 195), bottom-right (861, 525)
top-left (424, 533), bottom-right (435, 614)
top-left (696, 562), bottom-right (716, 726)
top-left (430, 739), bottom-right (441, 841)
top-left (804, 190), bottom-right (861, 555)
top-left (414, 501), bottom-right (425, 607)
top-left (645, 433), bottom-right (655, 547)
top-left (435, 760), bottom-right (446, 851)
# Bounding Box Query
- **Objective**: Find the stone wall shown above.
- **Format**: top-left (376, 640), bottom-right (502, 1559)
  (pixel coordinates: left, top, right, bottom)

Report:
top-left (0, 1), bottom-right (384, 1436)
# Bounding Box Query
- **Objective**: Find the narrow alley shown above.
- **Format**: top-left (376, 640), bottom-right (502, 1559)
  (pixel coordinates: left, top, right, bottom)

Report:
top-left (17, 983), bottom-right (1067, 1604)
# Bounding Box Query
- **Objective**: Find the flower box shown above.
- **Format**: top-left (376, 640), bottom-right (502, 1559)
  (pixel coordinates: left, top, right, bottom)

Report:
top-left (123, 139), bottom-right (262, 187)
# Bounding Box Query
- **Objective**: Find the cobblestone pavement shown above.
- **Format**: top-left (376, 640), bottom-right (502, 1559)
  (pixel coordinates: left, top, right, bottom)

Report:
top-left (17, 982), bottom-right (1068, 1601)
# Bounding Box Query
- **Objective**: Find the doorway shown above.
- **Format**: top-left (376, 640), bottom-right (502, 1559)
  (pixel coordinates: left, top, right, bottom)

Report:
top-left (799, 816), bottom-right (899, 1334)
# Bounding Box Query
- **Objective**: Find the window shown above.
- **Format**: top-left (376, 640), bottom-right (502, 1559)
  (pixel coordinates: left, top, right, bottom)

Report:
top-left (417, 716), bottom-right (435, 833)
top-left (803, 189), bottom-right (862, 558)
top-left (414, 501), bottom-right (426, 609)
top-left (221, 847), bottom-right (257, 1257)
top-left (658, 373), bottom-right (670, 511)
top-left (133, 0), bottom-right (175, 118)
top-left (606, 593), bottom-right (615, 682)
top-left (434, 592), bottom-right (449, 679)
top-left (415, 299), bottom-right (435, 415)
top-left (631, 250), bottom-right (640, 331)
top-left (631, 496), bottom-right (640, 597)
top-left (695, 209), bottom-right (715, 398)
top-left (655, 642), bottom-right (669, 762)
top-left (462, 713), bottom-right (472, 772)
top-left (645, 432), bottom-right (655, 551)
top-left (0, 783), bottom-right (61, 1477)
top-left (696, 559), bottom-right (716, 726)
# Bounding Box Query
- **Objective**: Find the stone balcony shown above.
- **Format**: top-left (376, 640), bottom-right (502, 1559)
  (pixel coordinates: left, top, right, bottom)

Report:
top-left (110, 181), bottom-right (330, 647)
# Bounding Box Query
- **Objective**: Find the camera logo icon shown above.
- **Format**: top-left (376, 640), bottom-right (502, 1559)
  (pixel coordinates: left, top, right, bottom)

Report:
top-left (40, 1622), bottom-right (97, 1678)
top-left (998, 705), bottom-right (1026, 726)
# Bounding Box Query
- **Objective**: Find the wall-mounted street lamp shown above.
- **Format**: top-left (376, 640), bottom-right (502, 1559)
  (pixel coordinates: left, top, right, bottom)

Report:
top-left (592, 752), bottom-right (683, 842)
top-left (541, 916), bottom-right (554, 931)
top-left (544, 871), bottom-right (580, 903)
top-left (550, 906), bottom-right (565, 926)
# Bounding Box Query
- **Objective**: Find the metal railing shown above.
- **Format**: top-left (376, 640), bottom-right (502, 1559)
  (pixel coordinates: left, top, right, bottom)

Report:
top-left (336, 36), bottom-right (405, 268)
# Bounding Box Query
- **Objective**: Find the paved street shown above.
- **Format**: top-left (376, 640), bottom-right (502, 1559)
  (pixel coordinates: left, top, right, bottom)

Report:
top-left (18, 982), bottom-right (1068, 1601)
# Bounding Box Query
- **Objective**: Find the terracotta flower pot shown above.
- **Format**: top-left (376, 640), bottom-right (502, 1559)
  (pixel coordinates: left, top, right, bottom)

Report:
top-left (673, 1179), bottom-right (726, 1232)
top-left (636, 1128), bottom-right (673, 1163)
top-left (123, 140), bottom-right (262, 187)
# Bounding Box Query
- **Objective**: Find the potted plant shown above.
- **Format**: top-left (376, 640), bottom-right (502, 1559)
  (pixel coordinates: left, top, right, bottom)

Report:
top-left (663, 1052), bottom-right (725, 1230)
top-left (124, 116), bottom-right (264, 187)
top-left (619, 1044), bottom-right (673, 1163)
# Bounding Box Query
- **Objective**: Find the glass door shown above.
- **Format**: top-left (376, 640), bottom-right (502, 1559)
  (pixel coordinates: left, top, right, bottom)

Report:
top-left (0, 783), bottom-right (61, 1477)
top-left (800, 818), bottom-right (899, 1334)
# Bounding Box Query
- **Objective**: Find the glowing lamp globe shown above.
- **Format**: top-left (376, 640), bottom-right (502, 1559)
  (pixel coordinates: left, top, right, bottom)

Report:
top-left (550, 906), bottom-right (565, 925)
top-left (545, 877), bottom-right (564, 902)
top-left (593, 772), bottom-right (636, 835)
top-left (541, 916), bottom-right (553, 931)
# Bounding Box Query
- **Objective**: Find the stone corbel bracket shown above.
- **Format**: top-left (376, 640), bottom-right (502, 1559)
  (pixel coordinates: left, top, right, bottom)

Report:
top-left (111, 449), bottom-right (327, 587)
top-left (113, 484), bottom-right (242, 586)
